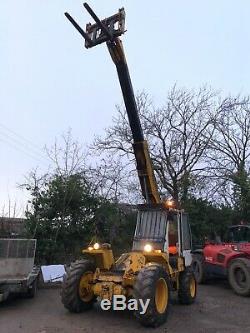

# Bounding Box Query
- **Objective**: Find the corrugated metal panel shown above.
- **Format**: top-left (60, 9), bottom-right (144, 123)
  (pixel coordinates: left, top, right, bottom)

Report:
top-left (0, 239), bottom-right (36, 259)
top-left (134, 210), bottom-right (167, 241)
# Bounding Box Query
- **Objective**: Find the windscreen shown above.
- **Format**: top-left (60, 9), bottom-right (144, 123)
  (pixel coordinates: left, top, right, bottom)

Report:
top-left (132, 209), bottom-right (168, 251)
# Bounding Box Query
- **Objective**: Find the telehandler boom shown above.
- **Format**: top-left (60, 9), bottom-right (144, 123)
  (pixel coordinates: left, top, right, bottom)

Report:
top-left (62, 4), bottom-right (197, 327)
top-left (66, 4), bottom-right (160, 205)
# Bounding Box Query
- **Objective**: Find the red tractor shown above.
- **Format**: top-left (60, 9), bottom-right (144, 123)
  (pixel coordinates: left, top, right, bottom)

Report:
top-left (192, 224), bottom-right (250, 296)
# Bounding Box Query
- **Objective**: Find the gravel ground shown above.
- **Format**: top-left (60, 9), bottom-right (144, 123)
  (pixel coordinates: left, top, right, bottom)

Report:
top-left (0, 280), bottom-right (249, 333)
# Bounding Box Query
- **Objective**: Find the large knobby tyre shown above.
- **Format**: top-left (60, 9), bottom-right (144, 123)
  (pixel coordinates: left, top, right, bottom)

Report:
top-left (178, 267), bottom-right (197, 304)
top-left (133, 265), bottom-right (170, 328)
top-left (61, 260), bottom-right (96, 312)
top-left (228, 258), bottom-right (250, 296)
top-left (192, 254), bottom-right (207, 284)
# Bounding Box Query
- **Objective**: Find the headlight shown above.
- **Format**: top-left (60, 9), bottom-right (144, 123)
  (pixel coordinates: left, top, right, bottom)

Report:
top-left (165, 199), bottom-right (174, 208)
top-left (88, 246), bottom-right (93, 251)
top-left (232, 244), bottom-right (240, 251)
top-left (144, 244), bottom-right (153, 252)
top-left (93, 242), bottom-right (100, 250)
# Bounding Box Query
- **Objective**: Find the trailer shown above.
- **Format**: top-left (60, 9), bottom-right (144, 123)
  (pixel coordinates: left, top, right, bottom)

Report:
top-left (0, 238), bottom-right (39, 302)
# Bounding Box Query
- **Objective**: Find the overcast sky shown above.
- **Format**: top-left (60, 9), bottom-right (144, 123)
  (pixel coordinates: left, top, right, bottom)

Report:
top-left (1, 0), bottom-right (250, 216)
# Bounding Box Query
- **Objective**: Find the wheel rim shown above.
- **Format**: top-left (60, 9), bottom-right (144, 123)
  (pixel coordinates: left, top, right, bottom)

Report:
top-left (155, 278), bottom-right (168, 314)
top-left (234, 267), bottom-right (247, 289)
top-left (190, 275), bottom-right (196, 297)
top-left (79, 271), bottom-right (94, 302)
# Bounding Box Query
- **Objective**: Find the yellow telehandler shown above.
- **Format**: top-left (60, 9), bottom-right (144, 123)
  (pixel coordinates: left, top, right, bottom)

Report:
top-left (62, 3), bottom-right (197, 327)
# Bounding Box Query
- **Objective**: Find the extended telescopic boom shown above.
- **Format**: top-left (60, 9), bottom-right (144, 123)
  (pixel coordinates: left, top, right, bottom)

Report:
top-left (65, 3), bottom-right (160, 204)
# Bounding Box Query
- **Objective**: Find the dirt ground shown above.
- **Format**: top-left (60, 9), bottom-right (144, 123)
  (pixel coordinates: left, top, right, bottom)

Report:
top-left (0, 280), bottom-right (249, 333)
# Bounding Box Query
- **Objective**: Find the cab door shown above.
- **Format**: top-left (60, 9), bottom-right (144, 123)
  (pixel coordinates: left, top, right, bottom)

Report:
top-left (179, 212), bottom-right (192, 266)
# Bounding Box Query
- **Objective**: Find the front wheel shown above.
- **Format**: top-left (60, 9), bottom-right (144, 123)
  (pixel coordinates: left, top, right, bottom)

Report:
top-left (178, 267), bottom-right (197, 304)
top-left (228, 258), bottom-right (250, 296)
top-left (133, 265), bottom-right (170, 328)
top-left (61, 260), bottom-right (96, 312)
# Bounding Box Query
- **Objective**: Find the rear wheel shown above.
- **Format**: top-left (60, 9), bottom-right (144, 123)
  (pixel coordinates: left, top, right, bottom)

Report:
top-left (133, 265), bottom-right (170, 327)
top-left (178, 267), bottom-right (197, 304)
top-left (228, 258), bottom-right (250, 296)
top-left (192, 254), bottom-right (207, 284)
top-left (61, 260), bottom-right (96, 312)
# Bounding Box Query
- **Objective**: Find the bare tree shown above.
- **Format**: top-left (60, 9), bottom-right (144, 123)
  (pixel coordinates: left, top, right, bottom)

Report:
top-left (208, 98), bottom-right (250, 214)
top-left (45, 129), bottom-right (88, 177)
top-left (0, 199), bottom-right (23, 219)
top-left (87, 156), bottom-right (140, 203)
top-left (93, 86), bottom-right (235, 204)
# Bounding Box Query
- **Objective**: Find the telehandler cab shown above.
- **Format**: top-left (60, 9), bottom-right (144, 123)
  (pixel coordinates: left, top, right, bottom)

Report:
top-left (62, 3), bottom-right (197, 327)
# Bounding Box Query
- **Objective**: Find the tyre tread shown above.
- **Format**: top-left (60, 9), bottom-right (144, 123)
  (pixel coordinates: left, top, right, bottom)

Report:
top-left (61, 259), bottom-right (95, 313)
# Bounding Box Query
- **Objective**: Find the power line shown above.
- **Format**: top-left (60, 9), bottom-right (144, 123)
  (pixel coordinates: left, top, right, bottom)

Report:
top-left (0, 129), bottom-right (50, 163)
top-left (0, 122), bottom-right (43, 151)
top-left (0, 123), bottom-right (50, 163)
top-left (0, 134), bottom-right (49, 167)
